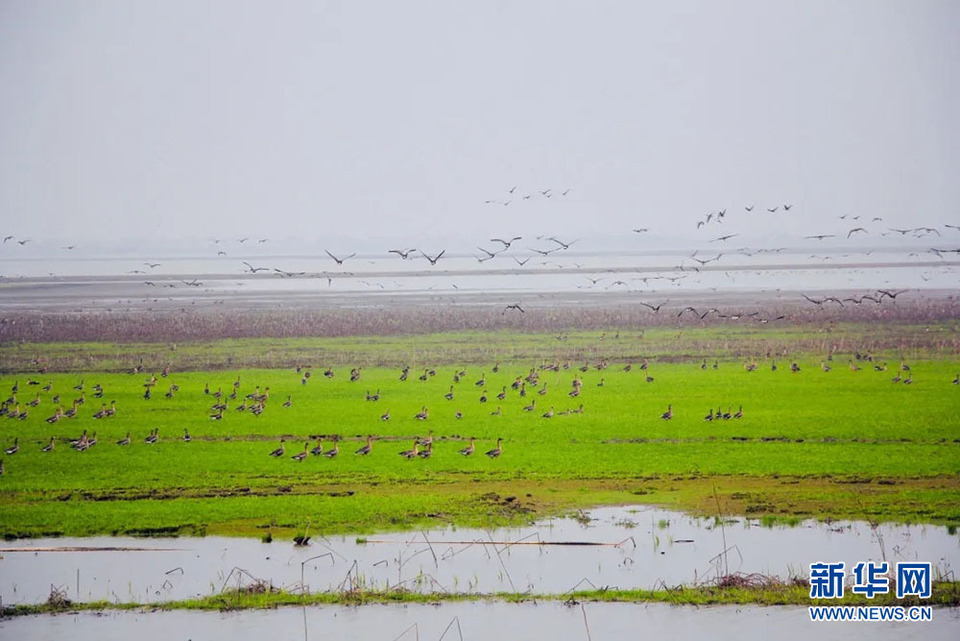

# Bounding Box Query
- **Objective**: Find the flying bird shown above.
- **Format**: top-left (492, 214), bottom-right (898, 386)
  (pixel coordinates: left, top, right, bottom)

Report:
top-left (804, 235), bottom-right (835, 240)
top-left (421, 250), bottom-right (445, 265)
top-left (766, 207), bottom-right (778, 213)
top-left (513, 256), bottom-right (531, 266)
top-left (847, 227), bottom-right (867, 238)
top-left (710, 234), bottom-right (739, 243)
top-left (503, 304), bottom-right (525, 314)
top-left (325, 250), bottom-right (356, 265)
top-left (242, 261), bottom-right (269, 273)
top-left (491, 236), bottom-right (522, 248)
top-left (389, 248), bottom-right (415, 259)
top-left (640, 301), bottom-right (666, 312)
top-left (632, 228), bottom-right (649, 233)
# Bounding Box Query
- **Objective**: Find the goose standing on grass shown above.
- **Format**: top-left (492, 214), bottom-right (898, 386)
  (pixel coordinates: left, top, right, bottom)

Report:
top-left (41, 437), bottom-right (54, 452)
top-left (117, 432), bottom-right (131, 446)
top-left (292, 442), bottom-right (309, 461)
top-left (399, 440), bottom-right (419, 459)
top-left (485, 438), bottom-right (503, 458)
top-left (310, 440), bottom-right (324, 456)
top-left (355, 435), bottom-right (373, 456)
top-left (660, 405), bottom-right (673, 420)
top-left (417, 442), bottom-right (432, 459)
top-left (269, 438), bottom-right (286, 457)
top-left (953, 373), bottom-right (959, 385)
top-left (323, 437), bottom-right (340, 458)
top-left (459, 437), bottom-right (476, 456)
top-left (734, 405), bottom-right (743, 419)
top-left (183, 428), bottom-right (192, 442)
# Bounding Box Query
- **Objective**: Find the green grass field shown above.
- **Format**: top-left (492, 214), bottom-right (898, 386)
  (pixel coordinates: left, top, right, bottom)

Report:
top-left (1, 328), bottom-right (959, 538)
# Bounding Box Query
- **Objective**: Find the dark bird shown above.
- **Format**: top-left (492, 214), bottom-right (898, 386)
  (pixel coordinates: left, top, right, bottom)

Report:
top-left (766, 207), bottom-right (778, 213)
top-left (710, 234), bottom-right (739, 243)
top-left (389, 248), bottom-right (415, 259)
top-left (548, 237), bottom-right (577, 250)
top-left (745, 205), bottom-right (754, 212)
top-left (513, 257), bottom-right (531, 266)
top-left (660, 405), bottom-right (673, 420)
top-left (421, 250), bottom-right (445, 265)
top-left (485, 438), bottom-right (503, 458)
top-left (640, 301), bottom-right (665, 312)
top-left (325, 250), bottom-right (356, 265)
top-left (242, 261), bottom-right (270, 273)
top-left (846, 227), bottom-right (867, 238)
top-left (632, 228), bottom-right (649, 233)
top-left (677, 306), bottom-right (699, 318)
top-left (355, 435), bottom-right (373, 456)
top-left (878, 289), bottom-right (907, 299)
top-left (491, 237), bottom-right (522, 248)
top-left (459, 437), bottom-right (476, 456)
top-left (783, 204), bottom-right (793, 211)
top-left (503, 304), bottom-right (525, 314)
top-left (323, 437), bottom-right (340, 458)
top-left (804, 234), bottom-right (835, 240)
top-left (17, 239), bottom-right (31, 245)
top-left (269, 438), bottom-right (286, 457)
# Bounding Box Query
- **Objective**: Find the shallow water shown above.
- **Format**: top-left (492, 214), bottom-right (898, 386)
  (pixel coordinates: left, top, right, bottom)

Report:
top-left (1, 601), bottom-right (958, 641)
top-left (1, 506), bottom-right (956, 606)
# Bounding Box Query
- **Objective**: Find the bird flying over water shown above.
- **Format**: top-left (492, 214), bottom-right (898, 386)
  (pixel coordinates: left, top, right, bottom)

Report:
top-left (325, 250), bottom-right (356, 265)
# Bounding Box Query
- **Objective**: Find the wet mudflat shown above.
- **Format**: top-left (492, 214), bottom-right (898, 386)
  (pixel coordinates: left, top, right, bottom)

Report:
top-left (2, 601), bottom-right (959, 641)
top-left (2, 506), bottom-right (956, 606)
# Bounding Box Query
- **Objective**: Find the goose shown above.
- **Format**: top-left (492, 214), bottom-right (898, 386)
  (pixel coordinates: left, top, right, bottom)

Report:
top-left (380, 410), bottom-right (391, 421)
top-left (282, 395), bottom-right (293, 408)
top-left (542, 406), bottom-right (554, 419)
top-left (660, 405), bottom-right (673, 420)
top-left (93, 403), bottom-right (108, 419)
top-left (310, 440), bottom-right (324, 456)
top-left (104, 400), bottom-right (117, 417)
top-left (27, 393), bottom-right (40, 408)
top-left (490, 406), bottom-right (502, 416)
top-left (497, 387), bottom-right (507, 400)
top-left (414, 406), bottom-right (429, 420)
top-left (5, 438), bottom-right (18, 455)
top-left (355, 435), bottom-right (373, 456)
top-left (46, 407), bottom-right (64, 424)
top-left (145, 428), bottom-right (158, 444)
top-left (722, 408), bottom-right (732, 420)
top-left (459, 437), bottom-right (476, 456)
top-left (87, 432), bottom-right (98, 448)
top-left (485, 438), bottom-right (503, 458)
top-left (733, 406), bottom-right (743, 419)
top-left (891, 373), bottom-right (902, 383)
top-left (645, 375), bottom-right (654, 383)
top-left (704, 409), bottom-right (714, 421)
top-left (417, 431), bottom-right (434, 447)
top-left (953, 373), bottom-right (959, 385)
top-left (417, 442), bottom-right (433, 459)
top-left (399, 441), bottom-right (419, 459)
top-left (479, 390), bottom-right (488, 403)
top-left (292, 443), bottom-right (309, 462)
top-left (475, 373), bottom-right (486, 387)
top-left (116, 432), bottom-right (131, 446)
top-left (41, 437), bottom-right (54, 452)
top-left (523, 400), bottom-right (536, 412)
top-left (454, 410), bottom-right (463, 420)
top-left (323, 437), bottom-right (340, 458)
top-left (537, 383), bottom-right (548, 397)
top-left (269, 438), bottom-right (286, 457)
top-left (902, 374), bottom-right (913, 385)
top-left (183, 428), bottom-right (192, 442)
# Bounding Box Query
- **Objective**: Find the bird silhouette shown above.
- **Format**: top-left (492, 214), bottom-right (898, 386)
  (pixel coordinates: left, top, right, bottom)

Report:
top-left (325, 250), bottom-right (356, 265)
top-left (421, 250), bottom-right (445, 265)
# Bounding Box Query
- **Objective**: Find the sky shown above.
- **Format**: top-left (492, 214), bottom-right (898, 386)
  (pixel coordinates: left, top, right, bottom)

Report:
top-left (0, 0), bottom-right (957, 256)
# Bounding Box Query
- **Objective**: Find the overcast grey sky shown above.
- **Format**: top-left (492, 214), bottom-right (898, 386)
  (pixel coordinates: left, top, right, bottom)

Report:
top-left (0, 0), bottom-right (957, 252)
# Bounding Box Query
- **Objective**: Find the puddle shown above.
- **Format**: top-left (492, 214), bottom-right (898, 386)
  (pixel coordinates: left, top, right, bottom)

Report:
top-left (2, 601), bottom-right (959, 641)
top-left (0, 506), bottom-right (956, 605)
